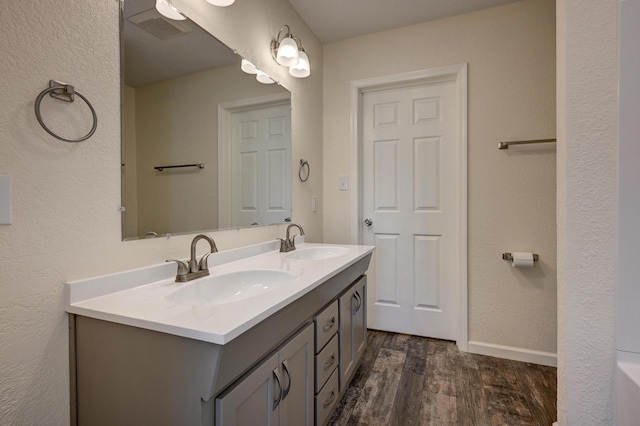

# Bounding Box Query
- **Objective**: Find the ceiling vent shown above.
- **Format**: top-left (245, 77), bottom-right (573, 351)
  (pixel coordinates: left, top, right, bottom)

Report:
top-left (127, 8), bottom-right (192, 40)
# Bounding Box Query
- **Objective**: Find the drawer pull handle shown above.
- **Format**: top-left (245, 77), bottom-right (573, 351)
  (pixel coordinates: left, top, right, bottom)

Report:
top-left (323, 390), bottom-right (336, 409)
top-left (272, 367), bottom-right (283, 410)
top-left (323, 317), bottom-right (336, 332)
top-left (323, 353), bottom-right (336, 371)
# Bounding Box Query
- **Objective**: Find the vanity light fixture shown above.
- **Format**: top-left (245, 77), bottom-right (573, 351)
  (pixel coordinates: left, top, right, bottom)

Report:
top-left (289, 48), bottom-right (310, 78)
top-left (271, 25), bottom-right (311, 78)
top-left (155, 0), bottom-right (185, 20)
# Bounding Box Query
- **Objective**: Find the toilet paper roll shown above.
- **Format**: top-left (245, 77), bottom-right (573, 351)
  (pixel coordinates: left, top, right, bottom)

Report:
top-left (511, 252), bottom-right (535, 268)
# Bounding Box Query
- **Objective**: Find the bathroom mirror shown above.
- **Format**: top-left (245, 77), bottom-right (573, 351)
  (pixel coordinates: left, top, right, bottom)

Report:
top-left (121, 0), bottom-right (292, 240)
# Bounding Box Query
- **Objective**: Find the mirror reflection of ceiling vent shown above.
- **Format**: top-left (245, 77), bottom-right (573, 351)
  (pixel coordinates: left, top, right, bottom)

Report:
top-left (128, 8), bottom-right (192, 40)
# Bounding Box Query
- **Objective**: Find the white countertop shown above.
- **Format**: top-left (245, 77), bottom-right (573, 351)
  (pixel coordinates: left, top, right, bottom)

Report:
top-left (66, 242), bottom-right (374, 345)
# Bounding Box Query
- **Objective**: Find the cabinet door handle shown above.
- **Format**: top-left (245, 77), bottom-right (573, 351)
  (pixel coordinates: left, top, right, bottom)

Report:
top-left (281, 359), bottom-right (291, 400)
top-left (323, 316), bottom-right (336, 332)
top-left (323, 353), bottom-right (336, 371)
top-left (352, 291), bottom-right (362, 313)
top-left (351, 293), bottom-right (358, 314)
top-left (323, 390), bottom-right (336, 409)
top-left (272, 367), bottom-right (283, 410)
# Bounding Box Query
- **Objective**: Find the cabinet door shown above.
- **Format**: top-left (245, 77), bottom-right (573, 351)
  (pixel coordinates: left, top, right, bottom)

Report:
top-left (339, 276), bottom-right (367, 391)
top-left (353, 277), bottom-right (367, 365)
top-left (279, 323), bottom-right (314, 426)
top-left (339, 284), bottom-right (354, 391)
top-left (216, 352), bottom-right (280, 426)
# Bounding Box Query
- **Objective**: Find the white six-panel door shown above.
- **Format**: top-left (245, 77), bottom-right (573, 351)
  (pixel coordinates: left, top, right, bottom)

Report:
top-left (230, 103), bottom-right (291, 227)
top-left (362, 78), bottom-right (458, 340)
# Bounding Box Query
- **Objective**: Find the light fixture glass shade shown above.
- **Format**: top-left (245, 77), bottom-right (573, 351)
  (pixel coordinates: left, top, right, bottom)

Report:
top-left (276, 37), bottom-right (299, 67)
top-left (206, 0), bottom-right (236, 5)
top-left (155, 0), bottom-right (186, 20)
top-left (256, 71), bottom-right (275, 84)
top-left (289, 50), bottom-right (310, 78)
top-left (241, 59), bottom-right (258, 74)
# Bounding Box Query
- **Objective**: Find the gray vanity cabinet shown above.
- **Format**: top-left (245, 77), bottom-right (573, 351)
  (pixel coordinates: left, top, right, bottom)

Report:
top-left (339, 276), bottom-right (367, 391)
top-left (215, 323), bottom-right (314, 426)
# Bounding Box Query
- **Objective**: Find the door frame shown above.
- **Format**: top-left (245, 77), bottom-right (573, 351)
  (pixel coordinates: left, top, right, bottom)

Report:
top-left (349, 64), bottom-right (468, 350)
top-left (218, 93), bottom-right (291, 229)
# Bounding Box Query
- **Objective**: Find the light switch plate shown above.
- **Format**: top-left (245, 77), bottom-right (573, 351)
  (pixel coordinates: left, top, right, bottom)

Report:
top-left (338, 176), bottom-right (348, 191)
top-left (0, 176), bottom-right (12, 225)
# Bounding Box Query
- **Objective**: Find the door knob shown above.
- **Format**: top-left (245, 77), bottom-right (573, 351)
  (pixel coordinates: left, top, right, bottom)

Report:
top-left (364, 218), bottom-right (373, 226)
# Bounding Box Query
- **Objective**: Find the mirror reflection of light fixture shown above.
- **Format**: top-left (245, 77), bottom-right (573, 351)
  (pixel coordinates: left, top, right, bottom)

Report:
top-left (239, 59), bottom-right (276, 85)
top-left (256, 70), bottom-right (275, 84)
top-left (155, 0), bottom-right (186, 20)
top-left (241, 59), bottom-right (258, 74)
top-left (271, 25), bottom-right (311, 78)
top-left (206, 0), bottom-right (236, 5)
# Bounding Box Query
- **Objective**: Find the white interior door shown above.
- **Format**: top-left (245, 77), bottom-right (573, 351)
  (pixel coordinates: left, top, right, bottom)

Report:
top-left (230, 103), bottom-right (291, 227)
top-left (362, 78), bottom-right (459, 340)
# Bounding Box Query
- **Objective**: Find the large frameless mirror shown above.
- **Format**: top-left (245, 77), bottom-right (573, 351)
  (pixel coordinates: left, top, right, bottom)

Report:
top-left (121, 0), bottom-right (292, 240)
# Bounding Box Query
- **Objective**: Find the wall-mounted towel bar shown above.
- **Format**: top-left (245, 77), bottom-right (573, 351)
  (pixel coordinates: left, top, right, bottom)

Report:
top-left (498, 139), bottom-right (556, 150)
top-left (35, 80), bottom-right (97, 143)
top-left (154, 163), bottom-right (204, 171)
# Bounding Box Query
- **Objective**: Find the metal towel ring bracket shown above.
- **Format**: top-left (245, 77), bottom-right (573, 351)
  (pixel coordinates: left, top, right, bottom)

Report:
top-left (34, 80), bottom-right (97, 143)
top-left (298, 159), bottom-right (310, 182)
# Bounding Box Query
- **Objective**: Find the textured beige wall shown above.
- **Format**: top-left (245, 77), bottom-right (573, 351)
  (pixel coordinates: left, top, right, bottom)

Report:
top-left (323, 0), bottom-right (557, 355)
top-left (131, 64), bottom-right (287, 237)
top-left (556, 0), bottom-right (618, 424)
top-left (0, 0), bottom-right (322, 423)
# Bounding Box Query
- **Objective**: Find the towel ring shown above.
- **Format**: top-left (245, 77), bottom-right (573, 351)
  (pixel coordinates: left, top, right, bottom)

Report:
top-left (34, 80), bottom-right (97, 143)
top-left (298, 159), bottom-right (310, 182)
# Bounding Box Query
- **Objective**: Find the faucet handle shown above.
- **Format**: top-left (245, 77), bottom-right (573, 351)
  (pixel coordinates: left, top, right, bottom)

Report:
top-left (198, 252), bottom-right (212, 271)
top-left (278, 238), bottom-right (288, 253)
top-left (166, 259), bottom-right (189, 276)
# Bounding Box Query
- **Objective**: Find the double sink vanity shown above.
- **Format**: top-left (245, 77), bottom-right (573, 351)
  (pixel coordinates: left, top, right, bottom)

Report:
top-left (66, 237), bottom-right (374, 425)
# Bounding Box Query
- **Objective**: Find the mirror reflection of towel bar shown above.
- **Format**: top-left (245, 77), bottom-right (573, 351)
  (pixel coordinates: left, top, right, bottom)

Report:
top-left (154, 163), bottom-right (204, 171)
top-left (498, 139), bottom-right (556, 150)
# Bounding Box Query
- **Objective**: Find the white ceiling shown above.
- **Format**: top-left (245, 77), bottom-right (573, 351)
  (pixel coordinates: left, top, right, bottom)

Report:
top-left (287, 0), bottom-right (523, 43)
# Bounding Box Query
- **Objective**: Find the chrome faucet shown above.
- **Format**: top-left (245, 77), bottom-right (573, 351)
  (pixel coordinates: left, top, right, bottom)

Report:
top-left (166, 234), bottom-right (218, 282)
top-left (279, 224), bottom-right (305, 252)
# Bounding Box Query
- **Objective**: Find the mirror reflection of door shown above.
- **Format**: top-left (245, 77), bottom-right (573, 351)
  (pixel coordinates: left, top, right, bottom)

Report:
top-left (218, 101), bottom-right (291, 228)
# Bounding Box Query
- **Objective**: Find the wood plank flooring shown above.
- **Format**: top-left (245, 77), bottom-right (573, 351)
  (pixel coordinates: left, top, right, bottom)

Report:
top-left (328, 330), bottom-right (557, 426)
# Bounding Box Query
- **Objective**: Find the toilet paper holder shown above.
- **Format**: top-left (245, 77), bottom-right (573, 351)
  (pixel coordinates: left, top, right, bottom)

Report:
top-left (502, 252), bottom-right (539, 262)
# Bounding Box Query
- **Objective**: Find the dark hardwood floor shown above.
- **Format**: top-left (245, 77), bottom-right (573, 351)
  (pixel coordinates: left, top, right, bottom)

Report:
top-left (328, 330), bottom-right (557, 426)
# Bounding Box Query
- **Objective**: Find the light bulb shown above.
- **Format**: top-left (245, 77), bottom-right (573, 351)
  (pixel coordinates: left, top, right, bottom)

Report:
top-left (155, 0), bottom-right (186, 20)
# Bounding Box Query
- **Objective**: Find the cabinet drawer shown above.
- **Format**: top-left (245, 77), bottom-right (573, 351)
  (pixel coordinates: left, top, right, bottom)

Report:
top-left (315, 334), bottom-right (339, 393)
top-left (315, 368), bottom-right (339, 426)
top-left (314, 300), bottom-right (338, 352)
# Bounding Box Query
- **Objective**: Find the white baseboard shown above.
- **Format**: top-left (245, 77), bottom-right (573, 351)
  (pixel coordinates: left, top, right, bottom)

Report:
top-left (467, 341), bottom-right (557, 367)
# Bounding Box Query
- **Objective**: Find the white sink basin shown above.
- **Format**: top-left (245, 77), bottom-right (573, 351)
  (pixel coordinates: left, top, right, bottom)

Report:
top-left (285, 246), bottom-right (349, 260)
top-left (166, 269), bottom-right (292, 306)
